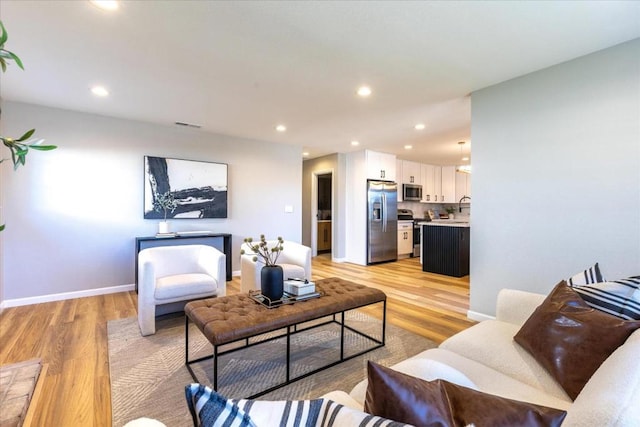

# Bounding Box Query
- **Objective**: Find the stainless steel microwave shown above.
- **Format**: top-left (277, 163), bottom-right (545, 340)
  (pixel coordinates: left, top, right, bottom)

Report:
top-left (403, 184), bottom-right (422, 201)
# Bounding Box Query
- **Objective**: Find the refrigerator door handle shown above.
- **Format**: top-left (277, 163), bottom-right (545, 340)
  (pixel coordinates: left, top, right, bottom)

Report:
top-left (381, 192), bottom-right (386, 232)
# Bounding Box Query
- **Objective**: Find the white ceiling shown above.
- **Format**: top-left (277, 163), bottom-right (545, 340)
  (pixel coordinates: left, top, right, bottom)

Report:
top-left (1, 1), bottom-right (639, 165)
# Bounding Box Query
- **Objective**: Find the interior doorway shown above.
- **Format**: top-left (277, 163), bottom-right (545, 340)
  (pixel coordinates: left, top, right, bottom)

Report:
top-left (313, 172), bottom-right (333, 256)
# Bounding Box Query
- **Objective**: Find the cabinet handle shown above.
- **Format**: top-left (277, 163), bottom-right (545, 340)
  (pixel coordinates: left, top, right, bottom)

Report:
top-left (381, 170), bottom-right (385, 178)
top-left (435, 195), bottom-right (438, 201)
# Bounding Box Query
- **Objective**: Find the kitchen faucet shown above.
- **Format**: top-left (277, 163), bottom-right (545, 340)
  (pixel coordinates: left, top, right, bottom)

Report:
top-left (458, 196), bottom-right (471, 213)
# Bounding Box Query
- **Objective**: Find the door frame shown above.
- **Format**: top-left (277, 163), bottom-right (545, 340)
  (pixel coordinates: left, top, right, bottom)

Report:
top-left (311, 169), bottom-right (334, 257)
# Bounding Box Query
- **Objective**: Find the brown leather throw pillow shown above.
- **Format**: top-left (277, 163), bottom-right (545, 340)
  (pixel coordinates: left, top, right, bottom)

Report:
top-left (514, 281), bottom-right (640, 400)
top-left (363, 361), bottom-right (567, 427)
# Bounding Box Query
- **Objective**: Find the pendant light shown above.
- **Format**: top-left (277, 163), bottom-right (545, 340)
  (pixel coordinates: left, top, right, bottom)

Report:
top-left (456, 141), bottom-right (471, 174)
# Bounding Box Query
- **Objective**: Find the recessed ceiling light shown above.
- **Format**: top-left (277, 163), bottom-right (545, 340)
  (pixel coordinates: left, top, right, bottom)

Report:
top-left (276, 124), bottom-right (287, 132)
top-left (302, 152), bottom-right (309, 157)
top-left (91, 86), bottom-right (109, 97)
top-left (404, 145), bottom-right (413, 150)
top-left (356, 86), bottom-right (372, 97)
top-left (414, 123), bottom-right (426, 130)
top-left (351, 140), bottom-right (360, 146)
top-left (90, 0), bottom-right (119, 11)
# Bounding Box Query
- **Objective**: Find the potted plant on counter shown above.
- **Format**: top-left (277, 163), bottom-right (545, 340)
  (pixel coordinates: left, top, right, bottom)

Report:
top-left (445, 206), bottom-right (456, 220)
top-left (240, 235), bottom-right (285, 301)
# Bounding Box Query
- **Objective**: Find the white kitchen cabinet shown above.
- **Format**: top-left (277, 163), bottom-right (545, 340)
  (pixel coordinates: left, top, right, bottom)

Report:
top-left (396, 160), bottom-right (404, 201)
top-left (401, 160), bottom-right (421, 185)
top-left (421, 164), bottom-right (436, 202)
top-left (421, 164), bottom-right (455, 203)
top-left (366, 150), bottom-right (396, 181)
top-left (441, 166), bottom-right (456, 203)
top-left (423, 164), bottom-right (445, 202)
top-left (455, 170), bottom-right (472, 201)
top-left (397, 222), bottom-right (413, 256)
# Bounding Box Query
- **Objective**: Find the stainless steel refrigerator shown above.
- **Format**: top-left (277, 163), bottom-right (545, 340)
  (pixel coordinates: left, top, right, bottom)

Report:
top-left (367, 180), bottom-right (398, 264)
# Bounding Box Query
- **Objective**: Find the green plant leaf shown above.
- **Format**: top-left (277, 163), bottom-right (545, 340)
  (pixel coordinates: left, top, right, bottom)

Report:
top-left (0, 224), bottom-right (5, 232)
top-left (8, 51), bottom-right (23, 70)
top-left (0, 21), bottom-right (7, 46)
top-left (29, 144), bottom-right (57, 151)
top-left (0, 58), bottom-right (6, 73)
top-left (17, 153), bottom-right (27, 168)
top-left (16, 128), bottom-right (35, 142)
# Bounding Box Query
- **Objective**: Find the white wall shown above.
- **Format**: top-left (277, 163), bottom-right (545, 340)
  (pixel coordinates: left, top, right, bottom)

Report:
top-left (345, 151), bottom-right (368, 265)
top-left (1, 102), bottom-right (302, 303)
top-left (470, 39), bottom-right (640, 317)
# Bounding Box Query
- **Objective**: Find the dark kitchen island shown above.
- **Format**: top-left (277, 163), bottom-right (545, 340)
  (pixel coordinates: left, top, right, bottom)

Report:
top-left (421, 222), bottom-right (470, 277)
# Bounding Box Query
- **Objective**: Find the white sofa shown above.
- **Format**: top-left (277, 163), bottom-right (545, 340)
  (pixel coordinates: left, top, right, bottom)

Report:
top-left (323, 288), bottom-right (640, 426)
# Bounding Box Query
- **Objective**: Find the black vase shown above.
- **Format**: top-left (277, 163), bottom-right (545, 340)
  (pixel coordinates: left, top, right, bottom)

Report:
top-left (261, 265), bottom-right (284, 301)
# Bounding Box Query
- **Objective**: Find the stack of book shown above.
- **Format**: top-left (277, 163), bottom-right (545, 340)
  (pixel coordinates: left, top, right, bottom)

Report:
top-left (284, 278), bottom-right (317, 298)
top-left (155, 232), bottom-right (177, 238)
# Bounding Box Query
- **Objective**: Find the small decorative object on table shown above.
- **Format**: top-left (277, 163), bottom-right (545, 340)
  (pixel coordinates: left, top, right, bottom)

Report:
top-left (153, 191), bottom-right (178, 235)
top-left (241, 235), bottom-right (285, 301)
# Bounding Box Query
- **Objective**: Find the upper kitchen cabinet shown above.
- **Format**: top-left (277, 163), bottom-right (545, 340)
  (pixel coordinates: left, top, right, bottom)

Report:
top-left (455, 170), bottom-right (472, 201)
top-left (421, 165), bottom-right (455, 203)
top-left (401, 160), bottom-right (421, 185)
top-left (396, 160), bottom-right (403, 201)
top-left (441, 166), bottom-right (456, 203)
top-left (366, 150), bottom-right (396, 181)
top-left (421, 164), bottom-right (438, 202)
top-left (420, 165), bottom-right (440, 203)
top-left (398, 160), bottom-right (421, 202)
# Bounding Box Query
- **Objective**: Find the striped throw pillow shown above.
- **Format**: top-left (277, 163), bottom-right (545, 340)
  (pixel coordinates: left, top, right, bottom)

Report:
top-left (567, 263), bottom-right (605, 286)
top-left (185, 384), bottom-right (255, 427)
top-left (571, 276), bottom-right (640, 320)
top-left (185, 384), bottom-right (410, 427)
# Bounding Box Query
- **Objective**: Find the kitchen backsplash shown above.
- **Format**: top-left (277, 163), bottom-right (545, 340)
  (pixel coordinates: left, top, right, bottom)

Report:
top-left (398, 201), bottom-right (471, 221)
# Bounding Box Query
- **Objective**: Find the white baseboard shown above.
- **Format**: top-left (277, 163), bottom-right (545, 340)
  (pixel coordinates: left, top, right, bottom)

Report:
top-left (232, 270), bottom-right (241, 277)
top-left (330, 257), bottom-right (347, 263)
top-left (466, 309), bottom-right (495, 322)
top-left (2, 283), bottom-right (136, 308)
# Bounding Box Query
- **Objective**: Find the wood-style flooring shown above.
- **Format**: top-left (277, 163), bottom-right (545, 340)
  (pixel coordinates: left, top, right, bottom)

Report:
top-left (0, 256), bottom-right (474, 426)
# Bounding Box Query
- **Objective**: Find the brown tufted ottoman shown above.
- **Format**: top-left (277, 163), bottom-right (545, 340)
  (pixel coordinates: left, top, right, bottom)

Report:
top-left (184, 277), bottom-right (386, 398)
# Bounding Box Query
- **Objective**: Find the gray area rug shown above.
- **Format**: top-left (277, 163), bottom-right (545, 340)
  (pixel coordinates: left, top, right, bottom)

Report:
top-left (108, 311), bottom-right (436, 426)
top-left (0, 359), bottom-right (42, 427)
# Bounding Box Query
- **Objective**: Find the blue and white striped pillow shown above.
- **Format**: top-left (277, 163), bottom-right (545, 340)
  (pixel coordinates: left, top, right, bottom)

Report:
top-left (185, 384), bottom-right (255, 427)
top-left (185, 384), bottom-right (411, 427)
top-left (567, 263), bottom-right (605, 286)
top-left (569, 274), bottom-right (640, 321)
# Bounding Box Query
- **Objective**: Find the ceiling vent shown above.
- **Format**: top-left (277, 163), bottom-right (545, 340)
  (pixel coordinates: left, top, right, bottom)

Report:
top-left (174, 121), bottom-right (202, 129)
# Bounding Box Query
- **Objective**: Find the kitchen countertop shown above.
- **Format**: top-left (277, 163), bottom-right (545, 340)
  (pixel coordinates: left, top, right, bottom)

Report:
top-left (418, 220), bottom-right (470, 228)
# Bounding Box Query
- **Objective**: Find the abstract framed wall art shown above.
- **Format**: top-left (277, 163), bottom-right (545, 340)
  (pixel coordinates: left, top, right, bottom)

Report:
top-left (144, 156), bottom-right (228, 219)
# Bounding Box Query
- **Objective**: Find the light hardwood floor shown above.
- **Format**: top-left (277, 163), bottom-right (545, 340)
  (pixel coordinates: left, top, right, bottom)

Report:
top-left (0, 256), bottom-right (474, 426)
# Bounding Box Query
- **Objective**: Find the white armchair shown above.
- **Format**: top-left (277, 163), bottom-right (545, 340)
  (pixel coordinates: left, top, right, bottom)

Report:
top-left (240, 240), bottom-right (312, 293)
top-left (137, 244), bottom-right (226, 336)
